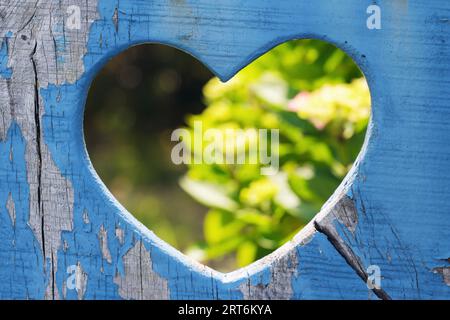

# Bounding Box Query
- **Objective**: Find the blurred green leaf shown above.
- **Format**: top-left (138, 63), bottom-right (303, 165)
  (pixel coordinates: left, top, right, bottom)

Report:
top-left (204, 209), bottom-right (244, 245)
top-left (179, 176), bottom-right (238, 211)
top-left (236, 241), bottom-right (258, 267)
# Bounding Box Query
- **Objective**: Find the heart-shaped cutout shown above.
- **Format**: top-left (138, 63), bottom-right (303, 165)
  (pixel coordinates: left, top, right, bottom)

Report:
top-left (84, 39), bottom-right (370, 273)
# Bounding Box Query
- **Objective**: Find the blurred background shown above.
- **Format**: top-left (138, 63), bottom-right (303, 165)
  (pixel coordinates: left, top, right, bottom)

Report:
top-left (84, 40), bottom-right (370, 272)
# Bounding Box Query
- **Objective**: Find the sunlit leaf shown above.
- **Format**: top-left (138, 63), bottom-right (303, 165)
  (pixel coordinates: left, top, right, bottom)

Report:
top-left (236, 241), bottom-right (258, 267)
top-left (204, 209), bottom-right (244, 244)
top-left (179, 176), bottom-right (238, 211)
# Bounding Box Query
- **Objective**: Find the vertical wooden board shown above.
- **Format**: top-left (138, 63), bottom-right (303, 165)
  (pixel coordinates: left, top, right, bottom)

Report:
top-left (0, 0), bottom-right (449, 299)
top-left (315, 1), bottom-right (450, 299)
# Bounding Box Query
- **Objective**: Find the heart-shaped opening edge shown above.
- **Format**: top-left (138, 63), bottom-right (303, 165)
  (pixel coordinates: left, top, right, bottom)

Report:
top-left (79, 36), bottom-right (374, 282)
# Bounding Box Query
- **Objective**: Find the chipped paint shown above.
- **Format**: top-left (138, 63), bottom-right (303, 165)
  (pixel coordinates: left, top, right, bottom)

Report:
top-left (114, 241), bottom-right (169, 300)
top-left (82, 209), bottom-right (90, 224)
top-left (334, 196), bottom-right (358, 234)
top-left (0, 0), bottom-right (98, 300)
top-left (315, 193), bottom-right (391, 300)
top-left (239, 250), bottom-right (297, 299)
top-left (115, 226), bottom-right (125, 244)
top-left (6, 193), bottom-right (15, 226)
top-left (0, 123), bottom-right (45, 299)
top-left (74, 262), bottom-right (88, 300)
top-left (433, 266), bottom-right (450, 286)
top-left (112, 7), bottom-right (119, 32)
top-left (98, 224), bottom-right (112, 263)
top-left (0, 0), bottom-right (449, 300)
top-left (318, 193), bottom-right (359, 234)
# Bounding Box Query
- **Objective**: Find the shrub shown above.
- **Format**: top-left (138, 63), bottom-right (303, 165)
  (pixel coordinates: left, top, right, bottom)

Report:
top-left (180, 39), bottom-right (371, 270)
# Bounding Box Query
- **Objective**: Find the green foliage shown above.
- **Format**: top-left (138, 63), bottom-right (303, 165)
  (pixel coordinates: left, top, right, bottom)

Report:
top-left (180, 39), bottom-right (371, 270)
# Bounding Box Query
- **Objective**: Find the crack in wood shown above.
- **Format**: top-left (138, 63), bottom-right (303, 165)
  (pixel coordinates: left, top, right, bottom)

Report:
top-left (315, 193), bottom-right (392, 300)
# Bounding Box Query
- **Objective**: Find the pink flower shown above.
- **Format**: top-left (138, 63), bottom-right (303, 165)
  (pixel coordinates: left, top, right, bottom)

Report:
top-left (288, 91), bottom-right (310, 112)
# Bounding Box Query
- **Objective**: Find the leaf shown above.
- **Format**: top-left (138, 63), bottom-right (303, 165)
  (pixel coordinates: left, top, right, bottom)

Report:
top-left (204, 209), bottom-right (244, 244)
top-left (250, 73), bottom-right (288, 107)
top-left (235, 209), bottom-right (272, 228)
top-left (179, 176), bottom-right (238, 211)
top-left (269, 172), bottom-right (300, 210)
top-left (236, 241), bottom-right (258, 267)
top-left (204, 236), bottom-right (245, 259)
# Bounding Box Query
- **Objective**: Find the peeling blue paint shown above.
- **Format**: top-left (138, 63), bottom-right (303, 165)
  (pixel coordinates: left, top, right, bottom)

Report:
top-left (0, 123), bottom-right (45, 299)
top-left (0, 0), bottom-right (449, 299)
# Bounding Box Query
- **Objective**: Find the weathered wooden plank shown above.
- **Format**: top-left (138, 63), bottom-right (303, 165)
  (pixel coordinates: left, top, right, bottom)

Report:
top-left (0, 0), bottom-right (448, 299)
